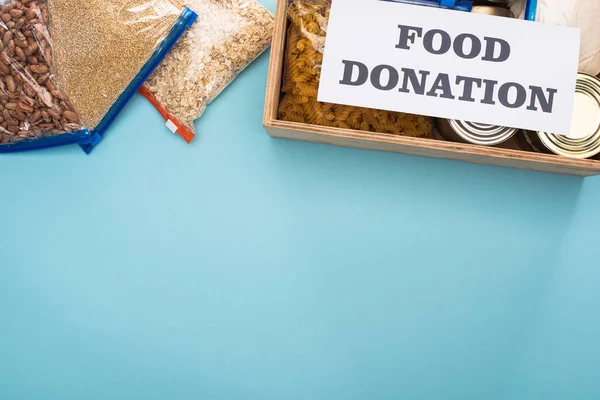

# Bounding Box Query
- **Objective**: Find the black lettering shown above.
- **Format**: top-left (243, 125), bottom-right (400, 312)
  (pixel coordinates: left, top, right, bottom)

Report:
top-left (426, 73), bottom-right (455, 99)
top-left (399, 68), bottom-right (430, 94)
top-left (481, 79), bottom-right (498, 105)
top-left (339, 60), bottom-right (368, 86)
top-left (423, 29), bottom-right (451, 55)
top-left (396, 25), bottom-right (423, 50)
top-left (482, 37), bottom-right (511, 62)
top-left (454, 33), bottom-right (482, 59)
top-left (498, 82), bottom-right (527, 108)
top-left (370, 65), bottom-right (399, 91)
top-left (456, 76), bottom-right (482, 102)
top-left (527, 86), bottom-right (558, 113)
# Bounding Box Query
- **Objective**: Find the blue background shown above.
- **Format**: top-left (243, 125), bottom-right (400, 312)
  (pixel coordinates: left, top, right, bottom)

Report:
top-left (1, 1), bottom-right (599, 398)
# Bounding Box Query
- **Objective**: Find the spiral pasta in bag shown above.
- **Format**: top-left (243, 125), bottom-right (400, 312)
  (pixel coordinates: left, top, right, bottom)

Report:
top-left (279, 0), bottom-right (433, 138)
top-left (0, 0), bottom-right (88, 153)
top-left (141, 0), bottom-right (274, 143)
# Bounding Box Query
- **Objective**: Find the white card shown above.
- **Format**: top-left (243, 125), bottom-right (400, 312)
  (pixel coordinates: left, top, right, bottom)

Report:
top-left (317, 0), bottom-right (581, 136)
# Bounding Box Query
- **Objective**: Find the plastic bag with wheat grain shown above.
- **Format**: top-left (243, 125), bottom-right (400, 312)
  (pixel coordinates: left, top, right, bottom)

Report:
top-left (278, 0), bottom-right (433, 138)
top-left (48, 0), bottom-right (197, 153)
top-left (140, 0), bottom-right (274, 143)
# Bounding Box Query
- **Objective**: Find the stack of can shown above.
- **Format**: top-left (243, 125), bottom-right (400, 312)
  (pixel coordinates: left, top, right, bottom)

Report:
top-left (435, 1), bottom-right (600, 159)
top-left (521, 73), bottom-right (600, 159)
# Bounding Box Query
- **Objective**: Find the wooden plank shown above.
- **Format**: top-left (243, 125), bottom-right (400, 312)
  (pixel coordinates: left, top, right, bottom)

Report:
top-left (263, 0), bottom-right (288, 125)
top-left (263, 0), bottom-right (600, 177)
top-left (266, 121), bottom-right (600, 176)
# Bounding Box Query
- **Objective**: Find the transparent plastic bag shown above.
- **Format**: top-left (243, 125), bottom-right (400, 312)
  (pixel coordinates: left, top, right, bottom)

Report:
top-left (0, 0), bottom-right (88, 152)
top-left (509, 0), bottom-right (600, 75)
top-left (278, 0), bottom-right (433, 138)
top-left (141, 0), bottom-right (274, 143)
top-left (48, 0), bottom-right (197, 152)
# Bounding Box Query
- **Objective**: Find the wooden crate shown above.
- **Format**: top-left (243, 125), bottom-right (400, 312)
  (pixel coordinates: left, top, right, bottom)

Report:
top-left (263, 0), bottom-right (600, 177)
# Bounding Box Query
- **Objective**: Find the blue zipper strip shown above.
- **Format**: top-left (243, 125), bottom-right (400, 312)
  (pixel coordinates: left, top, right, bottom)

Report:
top-left (524, 0), bottom-right (537, 21)
top-left (381, 0), bottom-right (472, 12)
top-left (81, 7), bottom-right (198, 154)
top-left (0, 128), bottom-right (90, 153)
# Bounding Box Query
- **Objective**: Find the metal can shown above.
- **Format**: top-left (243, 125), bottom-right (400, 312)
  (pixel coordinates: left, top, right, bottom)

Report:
top-left (512, 131), bottom-right (537, 152)
top-left (531, 73), bottom-right (600, 159)
top-left (435, 2), bottom-right (516, 147)
top-left (471, 5), bottom-right (514, 18)
top-left (436, 119), bottom-right (519, 146)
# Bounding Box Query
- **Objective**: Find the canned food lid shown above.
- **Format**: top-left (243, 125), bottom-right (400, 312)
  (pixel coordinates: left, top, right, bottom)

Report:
top-left (449, 120), bottom-right (518, 145)
top-left (471, 5), bottom-right (514, 17)
top-left (537, 73), bottom-right (600, 159)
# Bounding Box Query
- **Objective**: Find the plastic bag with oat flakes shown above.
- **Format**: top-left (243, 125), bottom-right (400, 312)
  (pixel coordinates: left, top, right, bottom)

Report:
top-left (140, 0), bottom-right (274, 143)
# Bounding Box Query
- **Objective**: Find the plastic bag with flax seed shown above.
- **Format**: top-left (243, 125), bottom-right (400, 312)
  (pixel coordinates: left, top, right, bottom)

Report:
top-left (140, 0), bottom-right (274, 143)
top-left (48, 0), bottom-right (197, 153)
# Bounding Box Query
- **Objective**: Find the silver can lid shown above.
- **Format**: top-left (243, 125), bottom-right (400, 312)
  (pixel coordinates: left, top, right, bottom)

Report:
top-left (448, 120), bottom-right (518, 146)
top-left (537, 73), bottom-right (600, 159)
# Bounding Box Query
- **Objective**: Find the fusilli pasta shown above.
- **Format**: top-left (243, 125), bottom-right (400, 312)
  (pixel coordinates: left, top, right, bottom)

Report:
top-left (278, 0), bottom-right (433, 138)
